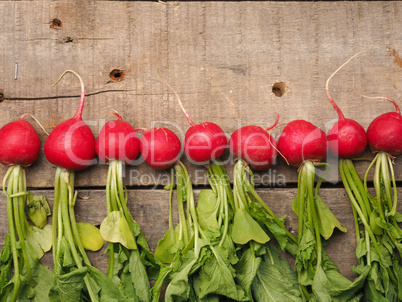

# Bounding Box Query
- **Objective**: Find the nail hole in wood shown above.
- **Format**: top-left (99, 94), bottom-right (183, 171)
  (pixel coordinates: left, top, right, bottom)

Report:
top-left (272, 82), bottom-right (288, 97)
top-left (0, 90), bottom-right (4, 103)
top-left (50, 18), bottom-right (62, 29)
top-left (109, 69), bottom-right (124, 82)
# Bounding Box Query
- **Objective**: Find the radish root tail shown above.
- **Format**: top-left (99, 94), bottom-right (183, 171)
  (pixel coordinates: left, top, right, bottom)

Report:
top-left (191, 59), bottom-right (239, 117)
top-left (326, 50), bottom-right (383, 120)
top-left (352, 77), bottom-right (400, 115)
top-left (107, 109), bottom-right (123, 121)
top-left (157, 69), bottom-right (195, 127)
top-left (248, 80), bottom-right (280, 131)
top-left (53, 70), bottom-right (86, 120)
top-left (269, 136), bottom-right (289, 166)
top-left (20, 113), bottom-right (50, 136)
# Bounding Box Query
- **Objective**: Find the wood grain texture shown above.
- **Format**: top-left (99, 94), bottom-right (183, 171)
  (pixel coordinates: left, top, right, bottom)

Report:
top-left (2, 186), bottom-right (400, 280)
top-left (0, 2), bottom-right (402, 187)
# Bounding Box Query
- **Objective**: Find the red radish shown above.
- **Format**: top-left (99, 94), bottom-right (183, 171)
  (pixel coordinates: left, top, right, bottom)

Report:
top-left (359, 91), bottom-right (402, 261)
top-left (278, 123), bottom-right (348, 301)
top-left (0, 115), bottom-right (41, 167)
top-left (96, 113), bottom-right (151, 299)
top-left (0, 114), bottom-right (45, 301)
top-left (184, 122), bottom-right (227, 164)
top-left (45, 71), bottom-right (111, 301)
top-left (138, 127), bottom-right (181, 170)
top-left (96, 112), bottom-right (140, 164)
top-left (44, 70), bottom-right (95, 170)
top-left (278, 120), bottom-right (327, 167)
top-left (158, 71), bottom-right (227, 164)
top-left (367, 98), bottom-right (402, 156)
top-left (326, 52), bottom-right (367, 158)
top-left (229, 95), bottom-right (279, 171)
top-left (229, 126), bottom-right (277, 171)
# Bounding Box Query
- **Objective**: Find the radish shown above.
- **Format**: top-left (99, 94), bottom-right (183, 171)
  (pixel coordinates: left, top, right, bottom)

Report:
top-left (158, 72), bottom-right (227, 164)
top-left (45, 70), bottom-right (123, 301)
top-left (184, 121), bottom-right (227, 164)
top-left (366, 98), bottom-right (402, 156)
top-left (277, 119), bottom-right (327, 167)
top-left (96, 111), bottom-right (140, 164)
top-left (135, 125), bottom-right (189, 301)
top-left (362, 94), bottom-right (402, 265)
top-left (0, 115), bottom-right (53, 302)
top-left (138, 127), bottom-right (181, 170)
top-left (326, 52), bottom-right (368, 159)
top-left (229, 124), bottom-right (278, 171)
top-left (0, 115), bottom-right (41, 167)
top-left (364, 95), bottom-right (402, 214)
top-left (95, 112), bottom-right (151, 301)
top-left (44, 71), bottom-right (95, 170)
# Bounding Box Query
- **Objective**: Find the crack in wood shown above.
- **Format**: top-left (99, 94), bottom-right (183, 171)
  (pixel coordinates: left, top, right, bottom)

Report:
top-left (4, 89), bottom-right (134, 101)
top-left (23, 38), bottom-right (114, 42)
top-left (56, 37), bottom-right (114, 44)
top-left (217, 64), bottom-right (248, 75)
top-left (4, 90), bottom-right (209, 101)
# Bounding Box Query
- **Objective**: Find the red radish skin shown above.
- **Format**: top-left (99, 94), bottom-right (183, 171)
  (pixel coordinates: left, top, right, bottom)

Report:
top-left (184, 122), bottom-right (227, 164)
top-left (96, 113), bottom-right (140, 164)
top-left (0, 116), bottom-right (41, 167)
top-left (229, 125), bottom-right (277, 171)
top-left (158, 71), bottom-right (227, 164)
top-left (278, 120), bottom-right (327, 167)
top-left (327, 119), bottom-right (367, 158)
top-left (139, 127), bottom-right (181, 170)
top-left (326, 51), bottom-right (368, 158)
top-left (367, 105), bottom-right (402, 157)
top-left (44, 70), bottom-right (96, 171)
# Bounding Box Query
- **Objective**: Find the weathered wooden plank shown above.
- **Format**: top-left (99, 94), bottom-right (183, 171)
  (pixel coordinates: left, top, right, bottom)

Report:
top-left (0, 150), bottom-right (399, 190)
top-left (0, 2), bottom-right (402, 187)
top-left (2, 186), bottom-right (399, 280)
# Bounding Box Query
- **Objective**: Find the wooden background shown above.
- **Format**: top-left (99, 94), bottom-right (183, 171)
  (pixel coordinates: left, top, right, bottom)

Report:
top-left (1, 1), bottom-right (402, 280)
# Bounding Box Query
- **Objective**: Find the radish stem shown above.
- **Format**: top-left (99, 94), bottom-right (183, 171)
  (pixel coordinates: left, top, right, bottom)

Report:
top-left (101, 159), bottom-right (151, 300)
top-left (339, 159), bottom-right (384, 264)
top-left (208, 161), bottom-right (231, 247)
top-left (175, 165), bottom-right (190, 245)
top-left (5, 167), bottom-right (20, 302)
top-left (54, 168), bottom-right (97, 301)
top-left (178, 162), bottom-right (200, 256)
top-left (11, 166), bottom-right (32, 282)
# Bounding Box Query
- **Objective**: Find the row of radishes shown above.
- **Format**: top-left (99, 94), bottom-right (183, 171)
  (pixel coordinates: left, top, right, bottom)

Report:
top-left (2, 61), bottom-right (401, 175)
top-left (1, 51), bottom-right (402, 301)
